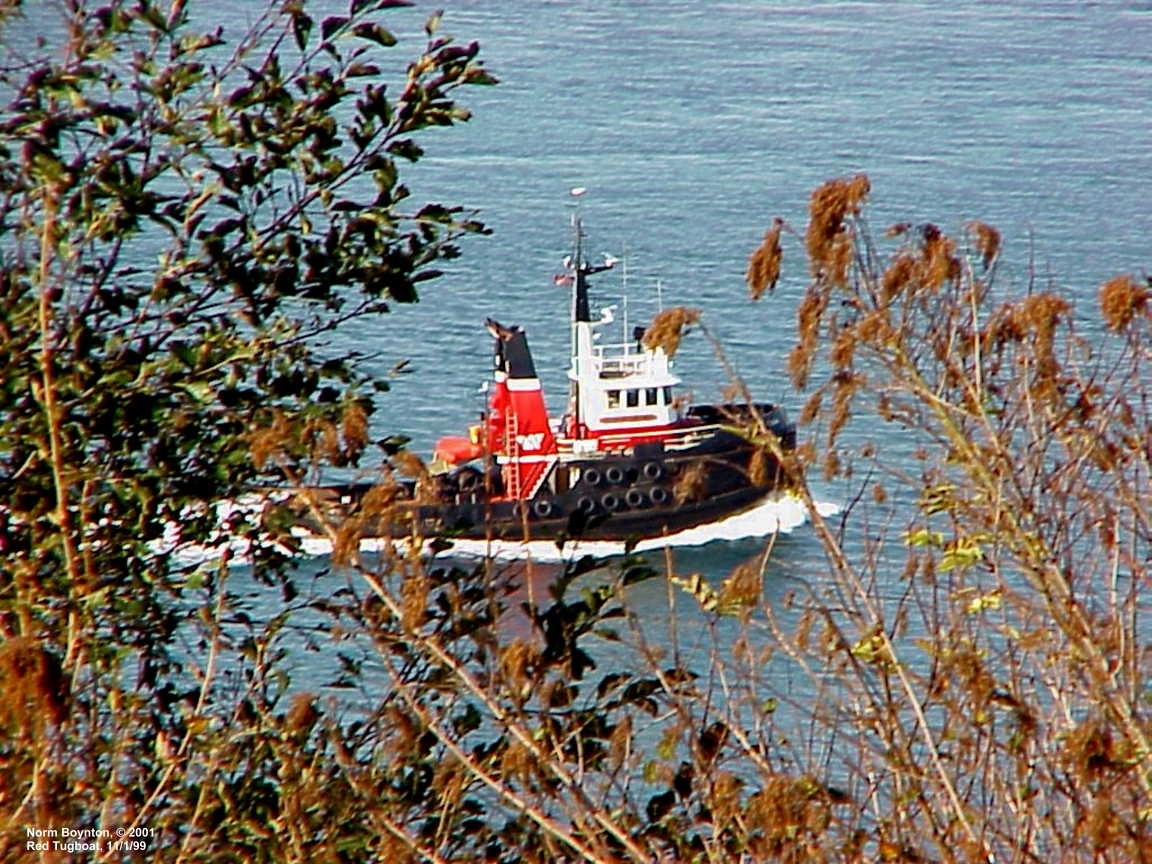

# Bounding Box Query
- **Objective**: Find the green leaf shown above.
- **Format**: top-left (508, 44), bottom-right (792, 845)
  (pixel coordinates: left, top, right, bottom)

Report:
top-left (291, 12), bottom-right (313, 51)
top-left (321, 16), bottom-right (348, 40)
top-left (387, 138), bottom-right (424, 162)
top-left (346, 62), bottom-right (381, 78)
top-left (352, 22), bottom-right (397, 47)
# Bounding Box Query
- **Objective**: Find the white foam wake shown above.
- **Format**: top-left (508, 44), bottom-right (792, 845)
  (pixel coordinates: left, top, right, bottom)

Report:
top-left (294, 493), bottom-right (840, 563)
top-left (159, 494), bottom-right (841, 568)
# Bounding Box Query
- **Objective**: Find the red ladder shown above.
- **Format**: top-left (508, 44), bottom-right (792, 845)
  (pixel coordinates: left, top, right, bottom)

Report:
top-left (504, 413), bottom-right (521, 499)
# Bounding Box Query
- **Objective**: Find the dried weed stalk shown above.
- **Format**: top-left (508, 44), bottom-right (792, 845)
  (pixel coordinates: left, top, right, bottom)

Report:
top-left (731, 179), bottom-right (1152, 861)
top-left (642, 306), bottom-right (701, 357)
top-left (805, 174), bottom-right (870, 285)
top-left (1099, 273), bottom-right (1151, 332)
top-left (966, 219), bottom-right (1001, 269)
top-left (746, 218), bottom-right (785, 300)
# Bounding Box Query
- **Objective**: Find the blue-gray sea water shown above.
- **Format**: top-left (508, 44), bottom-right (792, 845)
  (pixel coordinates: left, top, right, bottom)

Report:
top-left (242, 0), bottom-right (1146, 694)
top-left (24, 1), bottom-right (1152, 692)
top-left (325, 0), bottom-right (1152, 464)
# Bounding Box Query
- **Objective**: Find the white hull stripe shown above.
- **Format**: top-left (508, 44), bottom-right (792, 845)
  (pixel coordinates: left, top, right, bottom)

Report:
top-left (506, 377), bottom-right (542, 392)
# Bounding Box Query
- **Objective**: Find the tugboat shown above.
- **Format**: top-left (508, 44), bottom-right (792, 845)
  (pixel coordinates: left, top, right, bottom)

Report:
top-left (289, 205), bottom-right (796, 545)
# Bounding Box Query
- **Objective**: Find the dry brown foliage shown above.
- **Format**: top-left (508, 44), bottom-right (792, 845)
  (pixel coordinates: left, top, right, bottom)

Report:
top-left (827, 370), bottom-right (863, 446)
top-left (718, 561), bottom-right (763, 611)
top-left (360, 480), bottom-right (402, 518)
top-left (805, 174), bottom-right (870, 285)
top-left (0, 637), bottom-right (68, 735)
top-left (984, 292), bottom-right (1072, 385)
top-left (341, 401), bottom-right (370, 456)
top-left (966, 219), bottom-right (1001, 269)
top-left (608, 712), bottom-right (633, 769)
top-left (880, 254), bottom-right (917, 303)
top-left (400, 567), bottom-right (430, 631)
top-left (788, 286), bottom-right (829, 389)
top-left (673, 461), bottom-right (707, 504)
top-left (1061, 718), bottom-right (1136, 784)
top-left (748, 447), bottom-right (770, 486)
top-left (284, 692), bottom-right (321, 738)
top-left (876, 224), bottom-right (966, 306)
top-left (1099, 273), bottom-right (1151, 332)
top-left (799, 389), bottom-right (823, 425)
top-left (316, 418), bottom-right (342, 462)
top-left (249, 410), bottom-right (292, 470)
top-left (642, 306), bottom-right (701, 357)
top-left (739, 179), bottom-right (1152, 862)
top-left (500, 639), bottom-right (539, 692)
top-left (746, 218), bottom-right (784, 300)
top-left (332, 514), bottom-right (366, 566)
top-left (920, 225), bottom-right (960, 291)
top-left (744, 774), bottom-right (837, 860)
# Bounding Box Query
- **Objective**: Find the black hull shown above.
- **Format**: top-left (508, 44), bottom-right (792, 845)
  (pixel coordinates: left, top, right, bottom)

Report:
top-left (428, 482), bottom-right (780, 543)
top-left (287, 403), bottom-right (796, 545)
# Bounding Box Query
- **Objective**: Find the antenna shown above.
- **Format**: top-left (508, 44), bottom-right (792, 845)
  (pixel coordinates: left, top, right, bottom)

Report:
top-left (569, 186), bottom-right (586, 233)
top-left (568, 186), bottom-right (587, 285)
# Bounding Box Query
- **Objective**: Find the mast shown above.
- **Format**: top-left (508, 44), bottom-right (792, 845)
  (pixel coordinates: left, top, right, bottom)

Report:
top-left (566, 188), bottom-right (614, 438)
top-left (570, 187), bottom-right (591, 352)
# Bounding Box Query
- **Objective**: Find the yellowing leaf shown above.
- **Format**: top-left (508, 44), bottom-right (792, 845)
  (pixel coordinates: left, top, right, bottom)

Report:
top-left (966, 590), bottom-right (1002, 614)
top-left (904, 528), bottom-right (944, 547)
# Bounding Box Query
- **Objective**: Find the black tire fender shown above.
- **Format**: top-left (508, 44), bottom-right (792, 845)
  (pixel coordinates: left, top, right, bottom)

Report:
top-left (641, 461), bottom-right (664, 481)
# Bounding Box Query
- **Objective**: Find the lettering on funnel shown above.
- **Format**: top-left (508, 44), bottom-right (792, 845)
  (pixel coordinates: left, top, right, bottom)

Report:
top-left (516, 432), bottom-right (545, 451)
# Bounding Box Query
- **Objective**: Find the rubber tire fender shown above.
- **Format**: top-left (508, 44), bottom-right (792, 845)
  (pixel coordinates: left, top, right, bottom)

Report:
top-left (625, 487), bottom-right (647, 509)
top-left (648, 485), bottom-right (671, 507)
top-left (641, 461), bottom-right (664, 481)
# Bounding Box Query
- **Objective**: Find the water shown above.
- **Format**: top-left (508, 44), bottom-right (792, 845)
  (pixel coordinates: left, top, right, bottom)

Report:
top-left (68, 0), bottom-right (1152, 708)
top-left (344, 0), bottom-right (1150, 449)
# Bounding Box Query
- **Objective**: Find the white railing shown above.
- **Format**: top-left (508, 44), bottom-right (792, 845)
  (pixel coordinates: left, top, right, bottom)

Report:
top-left (591, 342), bottom-right (661, 377)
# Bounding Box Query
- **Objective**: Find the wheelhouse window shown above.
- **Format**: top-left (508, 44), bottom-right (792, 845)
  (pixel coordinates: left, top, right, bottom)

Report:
top-left (626, 389), bottom-right (639, 408)
top-left (663, 386), bottom-right (673, 406)
top-left (645, 387), bottom-right (658, 406)
top-left (607, 389), bottom-right (620, 408)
